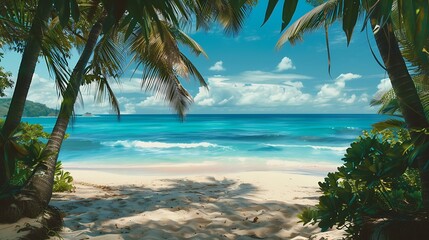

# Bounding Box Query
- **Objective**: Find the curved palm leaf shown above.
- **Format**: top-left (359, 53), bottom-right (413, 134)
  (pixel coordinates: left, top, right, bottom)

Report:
top-left (0, 0), bottom-right (33, 50)
top-left (129, 20), bottom-right (209, 117)
top-left (40, 18), bottom-right (73, 96)
top-left (0, 2), bottom-right (74, 97)
top-left (276, 0), bottom-right (343, 47)
top-left (195, 0), bottom-right (254, 36)
top-left (371, 88), bottom-right (400, 116)
top-left (81, 31), bottom-right (124, 115)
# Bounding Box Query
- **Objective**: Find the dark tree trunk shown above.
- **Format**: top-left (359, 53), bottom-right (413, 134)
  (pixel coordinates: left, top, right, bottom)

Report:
top-left (373, 22), bottom-right (429, 211)
top-left (0, 0), bottom-right (52, 188)
top-left (0, 18), bottom-right (103, 223)
top-left (26, 18), bottom-right (103, 207)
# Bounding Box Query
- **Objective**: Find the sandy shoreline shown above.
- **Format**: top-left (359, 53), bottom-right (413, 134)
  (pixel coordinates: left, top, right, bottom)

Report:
top-left (43, 169), bottom-right (344, 239)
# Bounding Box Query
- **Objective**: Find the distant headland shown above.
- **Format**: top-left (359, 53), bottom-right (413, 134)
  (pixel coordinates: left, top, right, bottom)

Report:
top-left (0, 98), bottom-right (58, 117)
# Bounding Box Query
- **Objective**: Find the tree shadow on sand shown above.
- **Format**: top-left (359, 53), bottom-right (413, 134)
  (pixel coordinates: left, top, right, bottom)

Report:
top-left (51, 177), bottom-right (322, 239)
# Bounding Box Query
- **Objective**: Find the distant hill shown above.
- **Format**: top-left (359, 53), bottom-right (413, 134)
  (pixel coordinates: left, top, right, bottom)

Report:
top-left (0, 98), bottom-right (58, 117)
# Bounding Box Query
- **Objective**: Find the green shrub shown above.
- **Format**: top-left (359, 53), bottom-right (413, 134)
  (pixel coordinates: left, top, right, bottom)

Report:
top-left (7, 122), bottom-right (51, 187)
top-left (299, 128), bottom-right (422, 238)
top-left (0, 120), bottom-right (73, 195)
top-left (53, 161), bottom-right (74, 192)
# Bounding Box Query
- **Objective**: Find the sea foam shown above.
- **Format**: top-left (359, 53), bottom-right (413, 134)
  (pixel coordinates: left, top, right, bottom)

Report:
top-left (265, 144), bottom-right (348, 152)
top-left (103, 140), bottom-right (220, 149)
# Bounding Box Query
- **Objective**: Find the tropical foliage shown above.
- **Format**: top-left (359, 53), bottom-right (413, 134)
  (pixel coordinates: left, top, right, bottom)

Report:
top-left (0, 120), bottom-right (49, 195)
top-left (0, 119), bottom-right (73, 197)
top-left (299, 128), bottom-right (422, 238)
top-left (259, 0), bottom-right (429, 237)
top-left (0, 54), bottom-right (13, 97)
top-left (53, 161), bottom-right (74, 193)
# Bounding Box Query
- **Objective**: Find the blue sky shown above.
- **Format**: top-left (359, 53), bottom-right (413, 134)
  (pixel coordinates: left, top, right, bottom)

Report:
top-left (1, 1), bottom-right (392, 114)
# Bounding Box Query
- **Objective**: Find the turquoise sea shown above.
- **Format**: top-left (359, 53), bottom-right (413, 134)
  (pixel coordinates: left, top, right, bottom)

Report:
top-left (24, 114), bottom-right (389, 175)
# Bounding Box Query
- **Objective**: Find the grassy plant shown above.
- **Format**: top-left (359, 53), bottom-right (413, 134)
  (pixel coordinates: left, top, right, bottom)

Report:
top-left (53, 161), bottom-right (74, 192)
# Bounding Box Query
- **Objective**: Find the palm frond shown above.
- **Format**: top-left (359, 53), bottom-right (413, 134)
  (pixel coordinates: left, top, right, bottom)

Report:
top-left (395, 29), bottom-right (429, 77)
top-left (419, 91), bottom-right (429, 121)
top-left (90, 75), bottom-right (121, 116)
top-left (196, 0), bottom-right (253, 36)
top-left (82, 29), bottom-right (124, 115)
top-left (276, 0), bottom-right (343, 47)
top-left (129, 21), bottom-right (204, 117)
top-left (372, 119), bottom-right (407, 131)
top-left (175, 29), bottom-right (207, 58)
top-left (371, 88), bottom-right (400, 116)
top-left (91, 33), bottom-right (124, 80)
top-left (40, 18), bottom-right (72, 96)
top-left (178, 52), bottom-right (207, 88)
top-left (0, 0), bottom-right (35, 51)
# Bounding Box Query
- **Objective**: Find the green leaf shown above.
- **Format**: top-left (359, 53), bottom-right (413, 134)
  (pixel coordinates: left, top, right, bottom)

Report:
top-left (379, 0), bottom-right (393, 26)
top-left (70, 0), bottom-right (80, 22)
top-left (262, 0), bottom-right (279, 26)
top-left (415, 1), bottom-right (429, 53)
top-left (342, 0), bottom-right (359, 45)
top-left (372, 119), bottom-right (406, 131)
top-left (59, 0), bottom-right (70, 27)
top-left (281, 0), bottom-right (299, 31)
top-left (401, 0), bottom-right (417, 43)
top-left (124, 19), bottom-right (138, 41)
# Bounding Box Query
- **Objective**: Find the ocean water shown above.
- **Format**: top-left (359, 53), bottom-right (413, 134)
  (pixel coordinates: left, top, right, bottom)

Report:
top-left (24, 114), bottom-right (389, 173)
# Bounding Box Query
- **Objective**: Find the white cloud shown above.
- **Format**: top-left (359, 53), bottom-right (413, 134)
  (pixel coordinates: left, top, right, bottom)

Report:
top-left (315, 73), bottom-right (361, 104)
top-left (374, 78), bottom-right (392, 99)
top-left (137, 96), bottom-right (167, 107)
top-left (25, 74), bottom-right (61, 109)
top-left (209, 61), bottom-right (225, 71)
top-left (3, 68), bottom-right (372, 115)
top-left (123, 103), bottom-right (136, 114)
top-left (276, 57), bottom-right (296, 72)
top-left (339, 94), bottom-right (357, 104)
top-left (239, 71), bottom-right (311, 83)
top-left (244, 36), bottom-right (261, 41)
top-left (194, 75), bottom-right (311, 108)
top-left (331, 34), bottom-right (348, 45)
top-left (359, 93), bottom-right (369, 103)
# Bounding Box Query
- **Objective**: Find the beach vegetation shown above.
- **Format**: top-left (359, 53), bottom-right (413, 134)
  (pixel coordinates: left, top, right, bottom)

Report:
top-left (0, 51), bottom-right (13, 98)
top-left (0, 120), bottom-right (74, 194)
top-left (53, 161), bottom-right (74, 192)
top-left (299, 128), bottom-right (423, 238)
top-left (262, 0), bottom-right (429, 237)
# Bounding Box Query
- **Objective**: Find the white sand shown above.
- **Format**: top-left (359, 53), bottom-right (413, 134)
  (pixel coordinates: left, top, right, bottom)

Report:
top-left (46, 169), bottom-right (345, 239)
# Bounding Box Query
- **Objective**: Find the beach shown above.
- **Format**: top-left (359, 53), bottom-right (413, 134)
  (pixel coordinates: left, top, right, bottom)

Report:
top-left (0, 114), bottom-right (369, 239)
top-left (45, 168), bottom-right (344, 239)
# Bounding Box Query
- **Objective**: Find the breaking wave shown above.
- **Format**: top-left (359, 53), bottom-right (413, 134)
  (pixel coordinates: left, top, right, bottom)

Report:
top-left (102, 140), bottom-right (222, 149)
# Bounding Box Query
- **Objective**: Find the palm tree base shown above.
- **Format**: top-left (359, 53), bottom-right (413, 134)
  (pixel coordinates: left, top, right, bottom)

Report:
top-left (0, 190), bottom-right (44, 223)
top-left (359, 217), bottom-right (429, 240)
top-left (0, 205), bottom-right (62, 239)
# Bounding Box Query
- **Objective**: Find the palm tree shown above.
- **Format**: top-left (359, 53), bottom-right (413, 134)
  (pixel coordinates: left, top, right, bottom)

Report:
top-left (0, 0), bottom-right (254, 223)
top-left (265, 0), bottom-right (429, 212)
top-left (0, 0), bottom-right (53, 189)
top-left (32, 0), bottom-right (252, 216)
top-left (0, 0), bottom-right (80, 193)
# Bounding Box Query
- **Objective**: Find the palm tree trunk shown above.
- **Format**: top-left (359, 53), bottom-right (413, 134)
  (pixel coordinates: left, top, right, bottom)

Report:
top-left (25, 18), bottom-right (104, 209)
top-left (0, 0), bottom-right (52, 188)
top-left (373, 22), bottom-right (429, 212)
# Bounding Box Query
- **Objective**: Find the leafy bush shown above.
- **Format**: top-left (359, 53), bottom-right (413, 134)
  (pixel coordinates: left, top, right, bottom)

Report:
top-left (53, 161), bottom-right (74, 192)
top-left (0, 120), bottom-right (73, 194)
top-left (7, 122), bottom-right (51, 187)
top-left (299, 128), bottom-right (422, 238)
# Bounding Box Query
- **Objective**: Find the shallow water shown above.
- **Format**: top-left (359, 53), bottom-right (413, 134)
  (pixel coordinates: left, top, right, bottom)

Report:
top-left (24, 114), bottom-right (390, 172)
